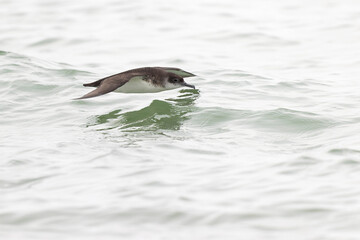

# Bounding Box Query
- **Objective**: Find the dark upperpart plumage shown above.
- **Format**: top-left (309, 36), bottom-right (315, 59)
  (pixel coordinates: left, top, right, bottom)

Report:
top-left (76, 67), bottom-right (196, 99)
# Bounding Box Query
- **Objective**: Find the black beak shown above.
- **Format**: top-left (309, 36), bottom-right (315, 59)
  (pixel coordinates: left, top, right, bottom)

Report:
top-left (183, 82), bottom-right (195, 89)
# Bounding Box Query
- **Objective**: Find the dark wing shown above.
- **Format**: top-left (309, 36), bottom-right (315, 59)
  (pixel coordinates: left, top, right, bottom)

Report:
top-left (76, 73), bottom-right (135, 99)
top-left (155, 67), bottom-right (196, 78)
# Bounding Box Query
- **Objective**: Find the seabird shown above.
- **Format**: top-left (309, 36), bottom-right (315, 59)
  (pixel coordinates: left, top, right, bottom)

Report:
top-left (76, 67), bottom-right (196, 99)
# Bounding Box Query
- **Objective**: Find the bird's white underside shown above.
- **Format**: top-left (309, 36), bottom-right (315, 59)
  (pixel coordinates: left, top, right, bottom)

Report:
top-left (114, 76), bottom-right (180, 93)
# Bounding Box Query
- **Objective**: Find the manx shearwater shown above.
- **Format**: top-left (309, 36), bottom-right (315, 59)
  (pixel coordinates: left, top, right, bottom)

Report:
top-left (76, 67), bottom-right (196, 99)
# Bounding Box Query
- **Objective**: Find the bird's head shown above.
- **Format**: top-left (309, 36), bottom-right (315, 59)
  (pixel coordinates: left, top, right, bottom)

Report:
top-left (166, 73), bottom-right (195, 90)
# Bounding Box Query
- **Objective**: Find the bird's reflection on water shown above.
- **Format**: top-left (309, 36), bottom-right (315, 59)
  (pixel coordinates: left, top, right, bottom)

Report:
top-left (88, 89), bottom-right (199, 132)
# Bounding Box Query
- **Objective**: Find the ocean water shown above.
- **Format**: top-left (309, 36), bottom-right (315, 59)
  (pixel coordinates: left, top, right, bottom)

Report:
top-left (1, 0), bottom-right (360, 239)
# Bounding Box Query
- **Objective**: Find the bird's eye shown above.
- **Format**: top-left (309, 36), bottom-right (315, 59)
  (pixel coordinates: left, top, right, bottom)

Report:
top-left (173, 79), bottom-right (178, 82)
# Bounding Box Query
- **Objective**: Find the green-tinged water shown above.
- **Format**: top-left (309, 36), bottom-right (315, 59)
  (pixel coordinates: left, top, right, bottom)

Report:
top-left (1, 0), bottom-right (360, 239)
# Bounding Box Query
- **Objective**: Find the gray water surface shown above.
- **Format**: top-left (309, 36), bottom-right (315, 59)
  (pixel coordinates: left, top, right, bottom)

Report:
top-left (1, 0), bottom-right (360, 239)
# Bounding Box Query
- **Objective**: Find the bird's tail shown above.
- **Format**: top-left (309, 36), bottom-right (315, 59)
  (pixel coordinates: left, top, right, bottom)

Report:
top-left (83, 78), bottom-right (104, 87)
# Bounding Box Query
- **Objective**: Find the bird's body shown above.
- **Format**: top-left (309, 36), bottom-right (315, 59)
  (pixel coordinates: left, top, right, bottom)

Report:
top-left (114, 76), bottom-right (178, 93)
top-left (77, 67), bottom-right (196, 99)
